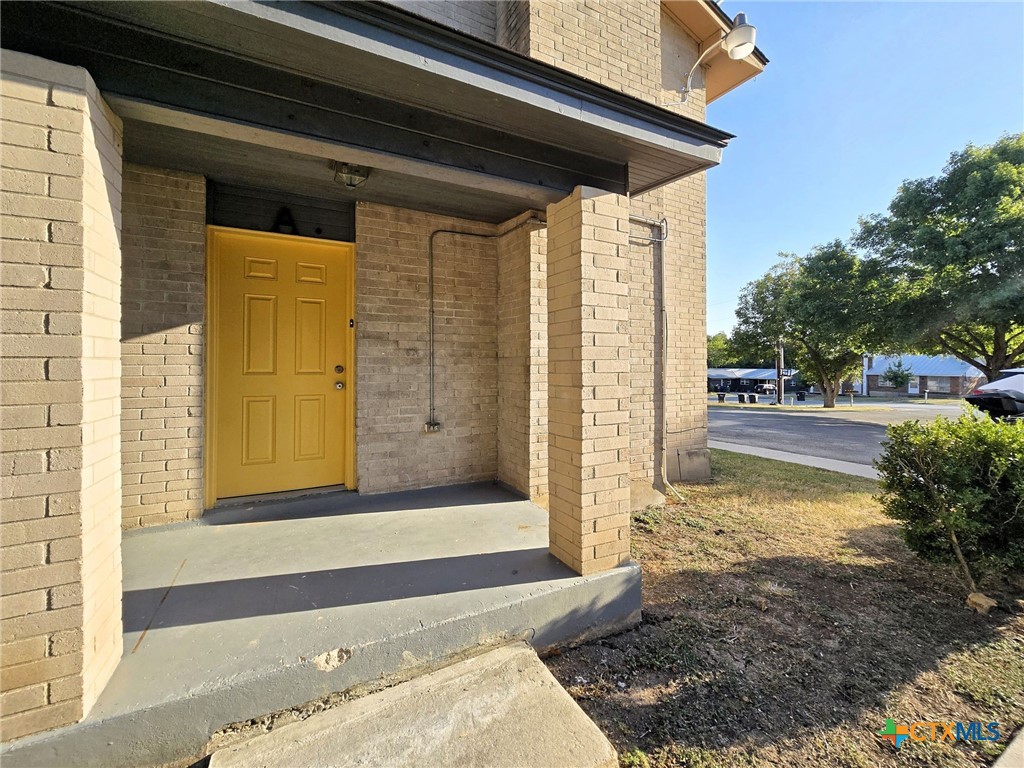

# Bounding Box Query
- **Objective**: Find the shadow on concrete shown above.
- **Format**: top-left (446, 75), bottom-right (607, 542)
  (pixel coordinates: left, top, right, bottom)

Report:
top-left (124, 548), bottom-right (576, 631)
top-left (202, 482), bottom-right (521, 525)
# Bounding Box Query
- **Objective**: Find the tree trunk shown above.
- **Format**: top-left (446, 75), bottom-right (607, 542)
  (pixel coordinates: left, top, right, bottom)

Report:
top-left (822, 380), bottom-right (838, 408)
top-left (947, 527), bottom-right (978, 592)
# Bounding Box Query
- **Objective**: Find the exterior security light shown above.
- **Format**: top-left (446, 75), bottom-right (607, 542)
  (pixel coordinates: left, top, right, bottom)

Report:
top-left (332, 161), bottom-right (370, 189)
top-left (670, 12), bottom-right (757, 104)
top-left (722, 13), bottom-right (756, 60)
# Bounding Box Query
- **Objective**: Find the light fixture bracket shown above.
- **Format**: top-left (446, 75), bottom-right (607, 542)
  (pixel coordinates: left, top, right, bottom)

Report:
top-left (331, 161), bottom-right (370, 189)
top-left (666, 11), bottom-right (756, 106)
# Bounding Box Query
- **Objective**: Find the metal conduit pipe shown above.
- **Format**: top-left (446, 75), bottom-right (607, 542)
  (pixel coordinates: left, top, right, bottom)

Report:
top-left (628, 215), bottom-right (686, 504)
top-left (426, 216), bottom-right (545, 432)
top-left (427, 212), bottom-right (684, 504)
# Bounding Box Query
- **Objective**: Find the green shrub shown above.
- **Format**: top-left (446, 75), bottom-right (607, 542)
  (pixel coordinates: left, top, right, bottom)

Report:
top-left (874, 412), bottom-right (1024, 590)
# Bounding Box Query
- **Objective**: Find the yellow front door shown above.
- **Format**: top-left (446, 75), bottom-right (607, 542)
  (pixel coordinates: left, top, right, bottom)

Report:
top-left (208, 227), bottom-right (355, 502)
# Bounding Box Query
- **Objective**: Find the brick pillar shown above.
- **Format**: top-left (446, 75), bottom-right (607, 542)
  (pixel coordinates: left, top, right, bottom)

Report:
top-left (496, 211), bottom-right (548, 506)
top-left (1, 50), bottom-right (123, 741)
top-left (546, 187), bottom-right (631, 576)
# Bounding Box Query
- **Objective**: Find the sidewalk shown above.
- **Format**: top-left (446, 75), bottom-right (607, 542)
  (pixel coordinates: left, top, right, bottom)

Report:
top-left (708, 440), bottom-right (878, 479)
top-left (994, 729), bottom-right (1023, 767)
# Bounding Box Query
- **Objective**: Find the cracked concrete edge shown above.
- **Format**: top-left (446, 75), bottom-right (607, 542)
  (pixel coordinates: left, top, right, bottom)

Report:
top-left (209, 642), bottom-right (617, 768)
top-left (0, 564), bottom-right (641, 768)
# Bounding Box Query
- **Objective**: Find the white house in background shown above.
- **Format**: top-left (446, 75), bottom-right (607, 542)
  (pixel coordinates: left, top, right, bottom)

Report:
top-left (861, 354), bottom-right (985, 397)
top-left (707, 368), bottom-right (796, 392)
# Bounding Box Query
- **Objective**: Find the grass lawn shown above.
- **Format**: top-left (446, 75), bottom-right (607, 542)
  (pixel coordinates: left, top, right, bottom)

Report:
top-left (545, 450), bottom-right (1024, 768)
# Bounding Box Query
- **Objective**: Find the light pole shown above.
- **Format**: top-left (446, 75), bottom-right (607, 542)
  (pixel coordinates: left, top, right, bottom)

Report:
top-left (776, 337), bottom-right (785, 406)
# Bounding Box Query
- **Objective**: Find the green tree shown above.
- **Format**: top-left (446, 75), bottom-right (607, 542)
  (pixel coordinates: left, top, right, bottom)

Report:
top-left (856, 134), bottom-right (1024, 381)
top-left (880, 359), bottom-right (913, 390)
top-left (707, 332), bottom-right (740, 368)
top-left (734, 242), bottom-right (875, 408)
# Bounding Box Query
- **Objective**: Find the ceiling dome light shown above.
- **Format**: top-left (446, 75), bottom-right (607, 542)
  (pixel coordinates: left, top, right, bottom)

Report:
top-left (722, 12), bottom-right (757, 60)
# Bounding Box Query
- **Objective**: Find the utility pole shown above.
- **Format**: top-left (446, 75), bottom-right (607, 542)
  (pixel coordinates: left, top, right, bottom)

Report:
top-left (776, 337), bottom-right (784, 405)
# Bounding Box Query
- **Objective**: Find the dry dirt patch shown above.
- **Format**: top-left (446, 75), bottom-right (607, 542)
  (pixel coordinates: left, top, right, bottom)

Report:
top-left (545, 450), bottom-right (1024, 768)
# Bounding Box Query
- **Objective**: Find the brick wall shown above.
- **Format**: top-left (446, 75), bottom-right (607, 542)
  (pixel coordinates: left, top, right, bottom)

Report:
top-left (120, 165), bottom-right (206, 528)
top-left (867, 375), bottom-right (975, 397)
top-left (354, 203), bottom-right (499, 494)
top-left (868, 374), bottom-right (907, 394)
top-left (659, 174), bottom-right (710, 481)
top-left (383, 1), bottom-right (497, 41)
top-left (79, 75), bottom-right (124, 712)
top-left (527, 0), bottom-right (711, 484)
top-left (496, 212), bottom-right (547, 503)
top-left (658, 10), bottom-right (713, 481)
top-left (627, 192), bottom-right (662, 498)
top-left (527, 2), bottom-right (704, 118)
top-left (0, 49), bottom-right (122, 742)
top-left (496, 1), bottom-right (531, 54)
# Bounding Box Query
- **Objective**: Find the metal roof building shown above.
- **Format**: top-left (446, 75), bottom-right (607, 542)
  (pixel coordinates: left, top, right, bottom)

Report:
top-left (865, 354), bottom-right (983, 378)
top-left (707, 368), bottom-right (790, 380)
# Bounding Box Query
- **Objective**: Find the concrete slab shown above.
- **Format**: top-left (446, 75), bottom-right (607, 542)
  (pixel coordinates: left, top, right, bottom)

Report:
top-left (708, 440), bottom-right (879, 479)
top-left (209, 642), bottom-right (617, 768)
top-left (993, 729), bottom-right (1023, 767)
top-left (1, 484), bottom-right (640, 768)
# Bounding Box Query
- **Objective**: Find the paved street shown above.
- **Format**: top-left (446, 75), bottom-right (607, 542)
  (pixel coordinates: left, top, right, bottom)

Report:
top-left (708, 403), bottom-right (962, 466)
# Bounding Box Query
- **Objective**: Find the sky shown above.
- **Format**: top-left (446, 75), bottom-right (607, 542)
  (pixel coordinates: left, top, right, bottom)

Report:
top-left (704, 0), bottom-right (1024, 334)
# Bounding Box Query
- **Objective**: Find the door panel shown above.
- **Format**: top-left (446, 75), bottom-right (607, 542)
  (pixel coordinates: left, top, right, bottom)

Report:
top-left (242, 396), bottom-right (276, 465)
top-left (295, 298), bottom-right (326, 374)
top-left (243, 295), bottom-right (278, 374)
top-left (294, 395), bottom-right (326, 461)
top-left (209, 228), bottom-right (354, 500)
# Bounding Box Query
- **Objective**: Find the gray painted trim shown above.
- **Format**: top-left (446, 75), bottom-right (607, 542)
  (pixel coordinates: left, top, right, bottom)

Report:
top-left (110, 96), bottom-right (568, 209)
top-left (3, 0), bottom-right (726, 193)
top-left (225, 1), bottom-right (728, 164)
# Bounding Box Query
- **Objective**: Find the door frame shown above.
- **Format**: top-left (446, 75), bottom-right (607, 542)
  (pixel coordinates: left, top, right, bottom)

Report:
top-left (204, 225), bottom-right (357, 508)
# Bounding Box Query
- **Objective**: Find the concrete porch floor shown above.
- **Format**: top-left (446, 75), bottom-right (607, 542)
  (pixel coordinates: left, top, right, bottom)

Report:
top-left (2, 483), bottom-right (641, 768)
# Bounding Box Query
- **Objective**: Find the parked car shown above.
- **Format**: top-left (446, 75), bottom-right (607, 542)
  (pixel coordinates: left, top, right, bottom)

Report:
top-left (753, 383), bottom-right (776, 396)
top-left (966, 369), bottom-right (1024, 420)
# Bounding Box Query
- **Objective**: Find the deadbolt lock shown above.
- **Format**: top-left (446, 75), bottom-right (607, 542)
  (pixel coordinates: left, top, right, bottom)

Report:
top-left (335, 365), bottom-right (345, 373)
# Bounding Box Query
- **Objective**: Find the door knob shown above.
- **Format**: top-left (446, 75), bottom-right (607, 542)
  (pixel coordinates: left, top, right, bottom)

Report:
top-left (335, 382), bottom-right (345, 390)
top-left (335, 365), bottom-right (345, 373)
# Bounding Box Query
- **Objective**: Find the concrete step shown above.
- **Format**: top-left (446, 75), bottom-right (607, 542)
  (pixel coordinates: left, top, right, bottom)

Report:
top-left (209, 642), bottom-right (616, 768)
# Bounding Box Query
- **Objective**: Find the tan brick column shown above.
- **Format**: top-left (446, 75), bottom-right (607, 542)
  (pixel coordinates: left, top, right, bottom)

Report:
top-left (1, 50), bottom-right (123, 741)
top-left (546, 187), bottom-right (631, 575)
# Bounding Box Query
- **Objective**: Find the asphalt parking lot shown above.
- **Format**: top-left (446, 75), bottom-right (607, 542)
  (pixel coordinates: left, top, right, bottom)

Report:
top-left (707, 402), bottom-right (963, 466)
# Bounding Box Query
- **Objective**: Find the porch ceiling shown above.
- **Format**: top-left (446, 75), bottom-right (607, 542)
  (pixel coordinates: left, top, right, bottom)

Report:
top-left (0, 0), bottom-right (734, 221)
top-left (122, 119), bottom-right (540, 223)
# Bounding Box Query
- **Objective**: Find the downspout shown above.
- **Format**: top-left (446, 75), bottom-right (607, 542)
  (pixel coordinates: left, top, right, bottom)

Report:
top-left (629, 215), bottom-right (686, 504)
top-left (425, 216), bottom-right (545, 433)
